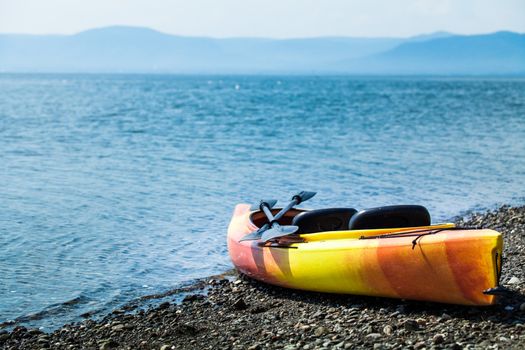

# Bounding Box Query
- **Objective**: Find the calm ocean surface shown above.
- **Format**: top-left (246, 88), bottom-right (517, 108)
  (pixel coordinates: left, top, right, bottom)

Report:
top-left (1, 74), bottom-right (524, 330)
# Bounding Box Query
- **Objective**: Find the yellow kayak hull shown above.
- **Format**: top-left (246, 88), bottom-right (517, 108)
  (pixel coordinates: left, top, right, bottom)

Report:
top-left (227, 204), bottom-right (502, 305)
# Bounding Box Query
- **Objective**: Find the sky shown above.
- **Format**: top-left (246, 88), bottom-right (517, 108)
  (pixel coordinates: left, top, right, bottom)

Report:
top-left (0, 0), bottom-right (524, 38)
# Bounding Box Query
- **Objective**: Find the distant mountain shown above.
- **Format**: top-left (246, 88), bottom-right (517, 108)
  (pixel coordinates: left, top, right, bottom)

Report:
top-left (0, 26), bottom-right (523, 74)
top-left (0, 26), bottom-right (403, 73)
top-left (340, 31), bottom-right (525, 74)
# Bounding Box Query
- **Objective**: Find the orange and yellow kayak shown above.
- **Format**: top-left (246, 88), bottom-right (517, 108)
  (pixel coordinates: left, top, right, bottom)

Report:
top-left (227, 204), bottom-right (503, 305)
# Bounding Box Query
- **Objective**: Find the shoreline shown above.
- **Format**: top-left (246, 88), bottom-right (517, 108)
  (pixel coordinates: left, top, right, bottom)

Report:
top-left (1, 205), bottom-right (524, 349)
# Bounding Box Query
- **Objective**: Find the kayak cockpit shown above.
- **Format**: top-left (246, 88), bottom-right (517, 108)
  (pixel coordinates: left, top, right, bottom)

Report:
top-left (249, 208), bottom-right (305, 228)
top-left (250, 205), bottom-right (433, 235)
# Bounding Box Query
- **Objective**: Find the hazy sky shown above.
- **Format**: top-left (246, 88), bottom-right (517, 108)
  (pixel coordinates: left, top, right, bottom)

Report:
top-left (1, 0), bottom-right (524, 38)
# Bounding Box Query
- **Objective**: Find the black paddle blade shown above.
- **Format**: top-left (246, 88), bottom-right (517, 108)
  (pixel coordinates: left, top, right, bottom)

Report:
top-left (261, 225), bottom-right (299, 242)
top-left (239, 223), bottom-right (269, 242)
top-left (239, 230), bottom-right (262, 242)
top-left (250, 199), bottom-right (278, 211)
top-left (293, 191), bottom-right (316, 204)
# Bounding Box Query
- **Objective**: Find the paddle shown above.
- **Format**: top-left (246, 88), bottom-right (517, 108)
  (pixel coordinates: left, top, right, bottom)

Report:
top-left (239, 201), bottom-right (279, 242)
top-left (239, 191), bottom-right (316, 242)
top-left (258, 201), bottom-right (299, 243)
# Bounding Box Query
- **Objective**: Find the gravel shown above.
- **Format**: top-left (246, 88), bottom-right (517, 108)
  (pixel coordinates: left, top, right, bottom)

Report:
top-left (1, 205), bottom-right (524, 349)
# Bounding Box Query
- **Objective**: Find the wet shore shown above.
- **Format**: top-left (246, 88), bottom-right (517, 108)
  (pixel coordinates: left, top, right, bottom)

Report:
top-left (1, 205), bottom-right (524, 349)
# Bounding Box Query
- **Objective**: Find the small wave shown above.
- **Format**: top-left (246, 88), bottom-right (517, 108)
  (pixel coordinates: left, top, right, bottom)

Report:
top-left (101, 270), bottom-right (238, 316)
top-left (0, 295), bottom-right (92, 329)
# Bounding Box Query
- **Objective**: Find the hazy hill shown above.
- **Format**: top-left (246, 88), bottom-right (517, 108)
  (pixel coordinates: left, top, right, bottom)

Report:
top-left (0, 26), bottom-right (523, 74)
top-left (342, 31), bottom-right (525, 74)
top-left (0, 26), bottom-right (402, 73)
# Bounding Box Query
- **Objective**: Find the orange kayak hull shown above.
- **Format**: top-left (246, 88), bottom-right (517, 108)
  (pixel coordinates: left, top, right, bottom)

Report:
top-left (227, 204), bottom-right (503, 305)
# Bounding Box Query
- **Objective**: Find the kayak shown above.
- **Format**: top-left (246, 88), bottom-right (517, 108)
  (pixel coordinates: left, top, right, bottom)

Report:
top-left (227, 203), bottom-right (503, 305)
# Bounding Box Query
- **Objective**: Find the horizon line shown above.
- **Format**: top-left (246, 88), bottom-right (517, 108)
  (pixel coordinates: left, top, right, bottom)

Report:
top-left (0, 25), bottom-right (523, 40)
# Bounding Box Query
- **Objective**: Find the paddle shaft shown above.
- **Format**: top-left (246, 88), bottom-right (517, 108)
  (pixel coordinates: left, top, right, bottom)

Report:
top-left (260, 204), bottom-right (276, 222)
top-left (261, 191), bottom-right (315, 226)
top-left (272, 198), bottom-right (299, 222)
top-left (260, 198), bottom-right (299, 228)
top-left (260, 202), bottom-right (288, 233)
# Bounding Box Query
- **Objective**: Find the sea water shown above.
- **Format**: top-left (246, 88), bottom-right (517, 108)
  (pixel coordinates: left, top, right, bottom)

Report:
top-left (1, 74), bottom-right (524, 330)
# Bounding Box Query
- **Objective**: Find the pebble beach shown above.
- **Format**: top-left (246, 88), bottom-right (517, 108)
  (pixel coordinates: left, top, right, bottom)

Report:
top-left (1, 205), bottom-right (524, 350)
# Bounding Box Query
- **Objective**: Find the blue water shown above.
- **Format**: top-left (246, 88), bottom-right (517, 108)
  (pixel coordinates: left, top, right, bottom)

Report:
top-left (1, 74), bottom-right (524, 330)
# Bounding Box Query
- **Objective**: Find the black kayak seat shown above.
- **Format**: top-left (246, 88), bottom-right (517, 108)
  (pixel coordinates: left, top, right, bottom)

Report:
top-left (292, 208), bottom-right (357, 234)
top-left (348, 205), bottom-right (430, 230)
